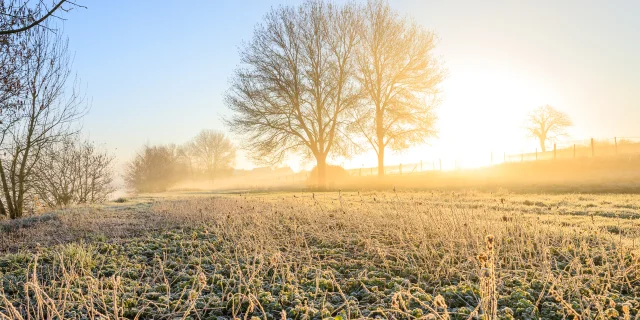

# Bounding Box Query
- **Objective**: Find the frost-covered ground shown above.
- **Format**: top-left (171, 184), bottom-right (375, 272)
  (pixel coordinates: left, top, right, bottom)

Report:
top-left (1, 190), bottom-right (639, 319)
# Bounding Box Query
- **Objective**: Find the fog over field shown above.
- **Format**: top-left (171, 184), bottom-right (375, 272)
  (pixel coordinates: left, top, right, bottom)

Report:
top-left (0, 1), bottom-right (639, 319)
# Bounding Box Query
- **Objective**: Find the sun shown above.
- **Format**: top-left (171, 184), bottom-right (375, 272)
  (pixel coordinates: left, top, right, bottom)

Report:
top-left (340, 65), bottom-right (555, 173)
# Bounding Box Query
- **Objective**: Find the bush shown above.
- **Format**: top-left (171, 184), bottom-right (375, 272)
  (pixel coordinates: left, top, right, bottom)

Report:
top-left (113, 197), bottom-right (127, 203)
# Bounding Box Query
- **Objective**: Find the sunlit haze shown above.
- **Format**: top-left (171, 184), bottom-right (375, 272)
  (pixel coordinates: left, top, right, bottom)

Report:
top-left (61, 1), bottom-right (639, 172)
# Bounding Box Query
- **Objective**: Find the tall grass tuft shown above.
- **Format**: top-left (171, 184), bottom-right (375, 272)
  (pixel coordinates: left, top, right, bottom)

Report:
top-left (478, 234), bottom-right (497, 320)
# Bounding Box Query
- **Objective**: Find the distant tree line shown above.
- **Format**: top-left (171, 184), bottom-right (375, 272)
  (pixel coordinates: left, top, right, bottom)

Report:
top-left (124, 130), bottom-right (236, 193)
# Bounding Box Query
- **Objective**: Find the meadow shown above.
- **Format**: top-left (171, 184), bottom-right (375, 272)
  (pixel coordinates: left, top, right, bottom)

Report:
top-left (1, 190), bottom-right (639, 319)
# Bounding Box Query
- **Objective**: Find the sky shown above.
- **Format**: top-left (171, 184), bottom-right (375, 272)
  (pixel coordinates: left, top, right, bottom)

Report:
top-left (60, 0), bottom-right (640, 173)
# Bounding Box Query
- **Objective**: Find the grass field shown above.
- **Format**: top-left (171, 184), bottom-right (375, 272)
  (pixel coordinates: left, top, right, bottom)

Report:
top-left (1, 190), bottom-right (640, 319)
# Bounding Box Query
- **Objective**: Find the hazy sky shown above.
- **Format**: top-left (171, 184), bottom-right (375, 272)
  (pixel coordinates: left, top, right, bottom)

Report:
top-left (62, 1), bottom-right (640, 171)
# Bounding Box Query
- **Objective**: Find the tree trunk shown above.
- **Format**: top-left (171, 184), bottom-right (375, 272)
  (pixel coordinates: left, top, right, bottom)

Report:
top-left (377, 144), bottom-right (385, 177)
top-left (539, 139), bottom-right (547, 153)
top-left (0, 199), bottom-right (5, 218)
top-left (0, 158), bottom-right (17, 219)
top-left (376, 108), bottom-right (385, 177)
top-left (316, 154), bottom-right (327, 190)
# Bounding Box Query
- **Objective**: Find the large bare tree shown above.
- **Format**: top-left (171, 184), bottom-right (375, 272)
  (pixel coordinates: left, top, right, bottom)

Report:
top-left (0, 27), bottom-right (83, 219)
top-left (187, 130), bottom-right (235, 182)
top-left (225, 0), bottom-right (361, 189)
top-left (525, 105), bottom-right (573, 152)
top-left (351, 0), bottom-right (444, 176)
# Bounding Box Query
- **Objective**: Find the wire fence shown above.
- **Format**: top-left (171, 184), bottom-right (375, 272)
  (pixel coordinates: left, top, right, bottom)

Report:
top-left (345, 136), bottom-right (640, 177)
top-left (223, 136), bottom-right (640, 187)
top-left (504, 137), bottom-right (640, 163)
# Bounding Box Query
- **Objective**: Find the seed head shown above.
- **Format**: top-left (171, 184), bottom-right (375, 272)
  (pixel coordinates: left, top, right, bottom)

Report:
top-left (485, 235), bottom-right (495, 250)
top-left (434, 294), bottom-right (447, 309)
top-left (622, 302), bottom-right (631, 314)
top-left (605, 308), bottom-right (619, 318)
top-left (198, 272), bottom-right (207, 286)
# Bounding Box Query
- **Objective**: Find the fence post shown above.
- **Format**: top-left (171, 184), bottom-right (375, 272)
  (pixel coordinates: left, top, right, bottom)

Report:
top-left (591, 138), bottom-right (595, 157)
top-left (553, 143), bottom-right (557, 160)
top-left (399, 163), bottom-right (402, 176)
top-left (573, 144), bottom-right (576, 159)
top-left (535, 148), bottom-right (538, 161)
top-left (615, 137), bottom-right (618, 155)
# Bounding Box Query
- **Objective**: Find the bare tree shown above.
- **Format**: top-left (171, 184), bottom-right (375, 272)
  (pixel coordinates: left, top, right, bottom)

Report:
top-left (351, 0), bottom-right (444, 177)
top-left (124, 144), bottom-right (181, 193)
top-left (32, 136), bottom-right (115, 207)
top-left (225, 0), bottom-right (361, 189)
top-left (525, 105), bottom-right (573, 152)
top-left (0, 27), bottom-right (83, 219)
top-left (187, 130), bottom-right (235, 182)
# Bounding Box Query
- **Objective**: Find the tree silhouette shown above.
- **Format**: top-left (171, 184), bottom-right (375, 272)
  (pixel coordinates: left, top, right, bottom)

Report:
top-left (187, 130), bottom-right (235, 182)
top-left (351, 0), bottom-right (444, 176)
top-left (225, 1), bottom-right (360, 189)
top-left (525, 105), bottom-right (573, 152)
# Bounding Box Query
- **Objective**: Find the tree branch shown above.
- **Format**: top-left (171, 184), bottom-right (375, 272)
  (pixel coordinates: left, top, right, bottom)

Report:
top-left (0, 0), bottom-right (66, 35)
